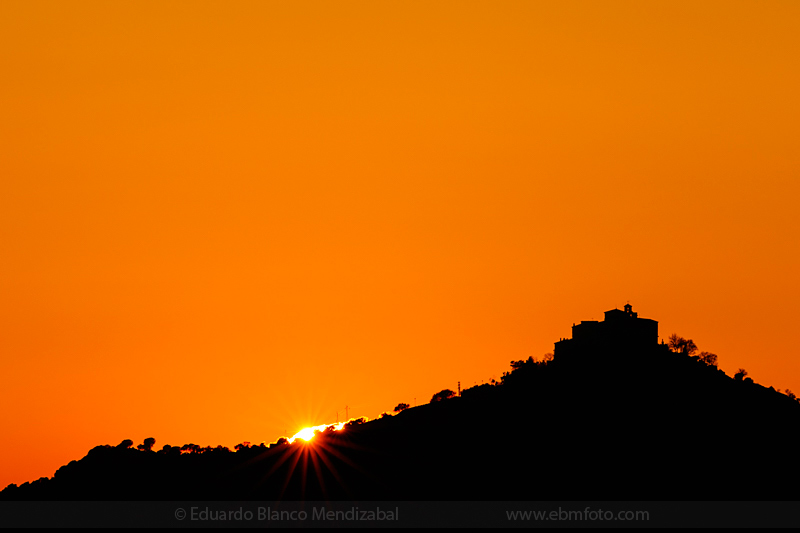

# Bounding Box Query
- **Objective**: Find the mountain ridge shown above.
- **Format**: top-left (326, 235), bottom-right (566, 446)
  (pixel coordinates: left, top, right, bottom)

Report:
top-left (4, 334), bottom-right (799, 500)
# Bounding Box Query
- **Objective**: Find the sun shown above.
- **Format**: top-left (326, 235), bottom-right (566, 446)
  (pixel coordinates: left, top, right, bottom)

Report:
top-left (292, 427), bottom-right (317, 442)
top-left (288, 422), bottom-right (347, 443)
top-left (256, 419), bottom-right (368, 500)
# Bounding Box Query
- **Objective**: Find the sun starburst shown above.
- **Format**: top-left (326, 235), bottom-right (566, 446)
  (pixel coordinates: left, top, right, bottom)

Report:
top-left (288, 422), bottom-right (346, 443)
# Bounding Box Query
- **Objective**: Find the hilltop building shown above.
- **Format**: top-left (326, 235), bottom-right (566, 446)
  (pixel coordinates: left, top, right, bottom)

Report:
top-left (554, 303), bottom-right (664, 361)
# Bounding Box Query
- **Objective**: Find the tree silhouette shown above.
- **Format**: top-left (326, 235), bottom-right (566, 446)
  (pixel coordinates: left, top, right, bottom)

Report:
top-left (430, 389), bottom-right (455, 403)
top-left (137, 437), bottom-right (156, 452)
top-left (668, 334), bottom-right (697, 356)
top-left (116, 439), bottom-right (133, 449)
top-left (684, 340), bottom-right (698, 356)
top-left (735, 368), bottom-right (748, 381)
top-left (345, 417), bottom-right (367, 427)
top-left (394, 403), bottom-right (410, 413)
top-left (667, 333), bottom-right (682, 352)
top-left (698, 352), bottom-right (718, 367)
top-left (181, 443), bottom-right (201, 454)
top-left (510, 356), bottom-right (534, 370)
top-left (158, 445), bottom-right (180, 456)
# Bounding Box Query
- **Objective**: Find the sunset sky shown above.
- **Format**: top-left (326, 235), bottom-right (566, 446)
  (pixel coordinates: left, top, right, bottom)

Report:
top-left (2, 0), bottom-right (799, 488)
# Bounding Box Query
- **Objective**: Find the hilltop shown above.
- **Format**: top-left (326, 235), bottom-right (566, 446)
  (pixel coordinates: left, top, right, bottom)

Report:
top-left (4, 305), bottom-right (800, 500)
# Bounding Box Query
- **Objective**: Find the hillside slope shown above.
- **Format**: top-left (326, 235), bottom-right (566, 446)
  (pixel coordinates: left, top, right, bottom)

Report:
top-left (3, 345), bottom-right (799, 500)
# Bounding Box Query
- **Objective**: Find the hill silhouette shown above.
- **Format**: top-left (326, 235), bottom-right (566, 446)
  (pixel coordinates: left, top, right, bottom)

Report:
top-left (4, 305), bottom-right (800, 501)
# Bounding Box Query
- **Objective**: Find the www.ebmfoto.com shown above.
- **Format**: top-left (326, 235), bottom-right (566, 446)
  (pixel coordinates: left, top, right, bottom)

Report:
top-left (507, 507), bottom-right (649, 522)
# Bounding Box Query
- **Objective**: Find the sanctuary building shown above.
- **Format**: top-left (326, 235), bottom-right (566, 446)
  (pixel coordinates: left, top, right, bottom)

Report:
top-left (553, 303), bottom-right (664, 360)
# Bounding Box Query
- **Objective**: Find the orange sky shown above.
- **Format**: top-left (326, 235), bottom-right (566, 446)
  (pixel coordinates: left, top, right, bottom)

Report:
top-left (2, 0), bottom-right (799, 488)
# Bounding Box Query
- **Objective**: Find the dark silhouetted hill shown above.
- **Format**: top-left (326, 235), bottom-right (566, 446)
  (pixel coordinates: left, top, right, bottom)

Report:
top-left (4, 341), bottom-right (800, 500)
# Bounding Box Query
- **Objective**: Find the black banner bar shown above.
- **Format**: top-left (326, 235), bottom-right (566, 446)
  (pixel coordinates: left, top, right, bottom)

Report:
top-left (2, 501), bottom-right (798, 528)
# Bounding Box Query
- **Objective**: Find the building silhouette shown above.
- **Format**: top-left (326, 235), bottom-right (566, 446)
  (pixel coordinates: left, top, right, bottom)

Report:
top-left (554, 303), bottom-right (664, 361)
